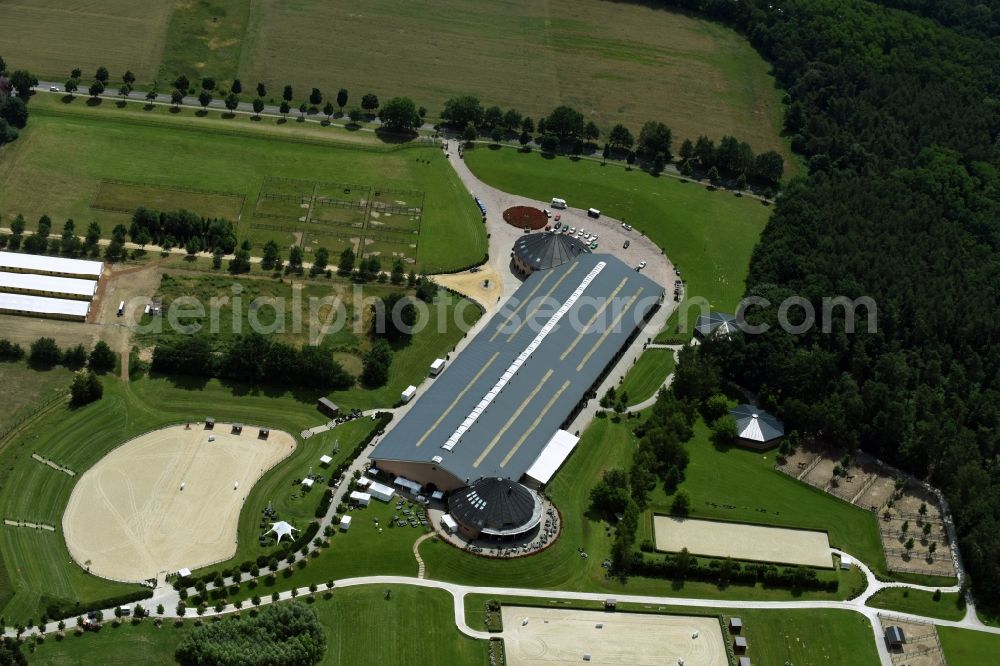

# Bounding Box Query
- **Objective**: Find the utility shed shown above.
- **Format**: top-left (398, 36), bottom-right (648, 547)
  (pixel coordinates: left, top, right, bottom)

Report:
top-left (317, 397), bottom-right (339, 417)
top-left (339, 515), bottom-right (352, 531)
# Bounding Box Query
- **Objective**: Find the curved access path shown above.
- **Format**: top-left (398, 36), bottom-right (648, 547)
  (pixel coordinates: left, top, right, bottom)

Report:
top-left (624, 344), bottom-right (683, 413)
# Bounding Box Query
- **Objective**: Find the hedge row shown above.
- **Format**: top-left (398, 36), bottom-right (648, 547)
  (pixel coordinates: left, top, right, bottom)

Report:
top-left (314, 489), bottom-right (334, 519)
top-left (45, 588), bottom-right (153, 622)
top-left (631, 553), bottom-right (837, 592)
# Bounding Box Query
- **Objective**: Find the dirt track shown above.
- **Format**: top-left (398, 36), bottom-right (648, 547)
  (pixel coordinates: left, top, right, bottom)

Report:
top-left (502, 606), bottom-right (726, 666)
top-left (63, 423), bottom-right (295, 582)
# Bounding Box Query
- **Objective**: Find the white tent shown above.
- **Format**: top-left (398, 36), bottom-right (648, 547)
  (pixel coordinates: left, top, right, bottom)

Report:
top-left (393, 476), bottom-right (422, 494)
top-left (339, 515), bottom-right (352, 531)
top-left (319, 454), bottom-right (333, 466)
top-left (525, 430), bottom-right (580, 485)
top-left (301, 478), bottom-right (314, 489)
top-left (269, 521), bottom-right (298, 543)
top-left (349, 490), bottom-right (371, 506)
top-left (441, 514), bottom-right (459, 534)
top-left (356, 476), bottom-right (372, 488)
top-left (369, 481), bottom-right (395, 502)
top-left (177, 568), bottom-right (192, 578)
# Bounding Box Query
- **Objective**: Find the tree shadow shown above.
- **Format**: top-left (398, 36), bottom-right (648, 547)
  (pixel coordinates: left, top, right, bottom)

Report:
top-left (85, 97), bottom-right (103, 107)
top-left (143, 103), bottom-right (155, 111)
top-left (169, 106), bottom-right (182, 114)
top-left (60, 95), bottom-right (75, 104)
top-left (196, 109), bottom-right (209, 117)
top-left (115, 101), bottom-right (127, 109)
top-left (487, 144), bottom-right (502, 151)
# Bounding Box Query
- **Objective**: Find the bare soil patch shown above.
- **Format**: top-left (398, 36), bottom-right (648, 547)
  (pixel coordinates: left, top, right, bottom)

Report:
top-left (503, 205), bottom-right (547, 230)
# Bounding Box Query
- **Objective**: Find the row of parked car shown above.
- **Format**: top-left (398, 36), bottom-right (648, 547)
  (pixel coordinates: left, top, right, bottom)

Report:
top-left (472, 195), bottom-right (486, 217)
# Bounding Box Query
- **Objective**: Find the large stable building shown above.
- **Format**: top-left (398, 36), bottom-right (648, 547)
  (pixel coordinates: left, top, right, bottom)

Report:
top-left (371, 253), bottom-right (663, 537)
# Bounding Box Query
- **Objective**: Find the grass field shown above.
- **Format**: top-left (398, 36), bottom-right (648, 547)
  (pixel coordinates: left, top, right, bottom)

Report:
top-left (0, 281), bottom-right (474, 623)
top-left (29, 585), bottom-right (486, 665)
top-left (420, 415), bottom-right (866, 599)
top-left (0, 361), bottom-right (71, 431)
top-left (642, 419), bottom-right (888, 575)
top-left (464, 147), bottom-right (770, 335)
top-left (0, 99), bottom-right (485, 273)
top-left (0, 1), bottom-right (171, 82)
top-left (938, 626), bottom-right (1000, 666)
top-left (617, 348), bottom-right (676, 406)
top-left (865, 587), bottom-right (965, 621)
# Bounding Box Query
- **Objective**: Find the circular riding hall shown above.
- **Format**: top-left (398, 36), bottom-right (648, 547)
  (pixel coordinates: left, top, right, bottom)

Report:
top-left (63, 423), bottom-right (295, 582)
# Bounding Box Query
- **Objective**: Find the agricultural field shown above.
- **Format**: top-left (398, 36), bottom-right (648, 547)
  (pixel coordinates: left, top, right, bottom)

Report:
top-left (29, 585), bottom-right (487, 665)
top-left (2, 2), bottom-right (789, 166)
top-left (463, 147), bottom-right (770, 332)
top-left (0, 0), bottom-right (171, 82)
top-left (0, 100), bottom-right (485, 273)
top-left (0, 360), bottom-right (71, 431)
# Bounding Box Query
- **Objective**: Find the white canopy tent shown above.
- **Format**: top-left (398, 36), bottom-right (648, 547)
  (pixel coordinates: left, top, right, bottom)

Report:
top-left (356, 476), bottom-right (372, 488)
top-left (319, 454), bottom-right (333, 466)
top-left (301, 478), bottom-right (314, 489)
top-left (525, 429), bottom-right (580, 485)
top-left (393, 476), bottom-right (422, 495)
top-left (177, 568), bottom-right (192, 578)
top-left (339, 515), bottom-right (352, 531)
top-left (369, 481), bottom-right (395, 502)
top-left (269, 521), bottom-right (298, 543)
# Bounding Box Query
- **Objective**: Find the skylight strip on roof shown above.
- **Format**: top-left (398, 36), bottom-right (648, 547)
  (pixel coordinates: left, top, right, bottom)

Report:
top-left (441, 261), bottom-right (606, 452)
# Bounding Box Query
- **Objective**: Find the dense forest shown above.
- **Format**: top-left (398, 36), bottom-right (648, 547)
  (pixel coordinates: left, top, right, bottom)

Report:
top-left (651, 0), bottom-right (1000, 609)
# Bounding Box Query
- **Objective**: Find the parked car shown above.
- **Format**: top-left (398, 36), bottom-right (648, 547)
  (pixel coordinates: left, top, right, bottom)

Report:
top-left (543, 209), bottom-right (551, 218)
top-left (554, 214), bottom-right (561, 221)
top-left (623, 240), bottom-right (630, 249)
top-left (49, 86), bottom-right (60, 93)
top-left (545, 225), bottom-right (551, 231)
top-left (554, 221), bottom-right (562, 230)
top-left (569, 227), bottom-right (576, 234)
top-left (636, 261), bottom-right (647, 271)
top-left (590, 242), bottom-right (598, 249)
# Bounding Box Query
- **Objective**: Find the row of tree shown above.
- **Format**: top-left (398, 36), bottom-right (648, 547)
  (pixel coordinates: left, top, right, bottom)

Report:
top-left (130, 207), bottom-right (237, 255)
top-left (0, 336), bottom-right (116, 374)
top-left (151, 332), bottom-right (354, 391)
top-left (652, 0), bottom-right (1000, 611)
top-left (0, 55), bottom-right (32, 148)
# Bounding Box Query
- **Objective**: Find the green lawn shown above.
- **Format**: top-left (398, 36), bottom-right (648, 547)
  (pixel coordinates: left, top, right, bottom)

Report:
top-left (617, 348), bottom-right (676, 406)
top-left (0, 283), bottom-right (473, 623)
top-left (0, 98), bottom-right (486, 273)
top-left (938, 626), bottom-right (1000, 666)
top-left (464, 147), bottom-right (771, 335)
top-left (0, 361), bottom-right (72, 431)
top-left (420, 415), bottom-right (865, 600)
top-left (645, 420), bottom-right (888, 575)
top-left (739, 608), bottom-right (881, 665)
top-left (866, 587), bottom-right (965, 621)
top-left (29, 585), bottom-right (487, 665)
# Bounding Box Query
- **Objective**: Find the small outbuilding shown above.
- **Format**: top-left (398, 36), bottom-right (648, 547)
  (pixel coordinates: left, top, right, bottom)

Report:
top-left (259, 427), bottom-right (269, 440)
top-left (401, 385), bottom-right (417, 403)
top-left (205, 418), bottom-right (215, 430)
top-left (349, 490), bottom-right (371, 506)
top-left (884, 625), bottom-right (906, 649)
top-left (339, 515), bottom-right (352, 531)
top-left (729, 617), bottom-right (743, 634)
top-left (604, 598), bottom-right (617, 611)
top-left (318, 397), bottom-right (340, 417)
top-left (319, 454), bottom-right (333, 466)
top-left (734, 636), bottom-right (748, 653)
top-left (730, 405), bottom-right (784, 449)
top-left (441, 514), bottom-right (459, 534)
top-left (356, 476), bottom-right (372, 489)
top-left (430, 358), bottom-right (446, 376)
top-left (232, 423), bottom-right (243, 435)
top-left (738, 658), bottom-right (752, 666)
top-left (840, 555), bottom-right (853, 570)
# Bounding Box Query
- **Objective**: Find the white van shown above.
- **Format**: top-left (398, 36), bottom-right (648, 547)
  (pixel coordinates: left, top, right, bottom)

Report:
top-left (587, 208), bottom-right (601, 218)
top-left (551, 197), bottom-right (567, 209)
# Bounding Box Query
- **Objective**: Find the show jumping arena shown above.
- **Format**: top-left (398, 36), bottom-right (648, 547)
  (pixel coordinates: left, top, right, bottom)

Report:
top-left (501, 606), bottom-right (727, 666)
top-left (63, 423), bottom-right (295, 581)
top-left (654, 516), bottom-right (833, 568)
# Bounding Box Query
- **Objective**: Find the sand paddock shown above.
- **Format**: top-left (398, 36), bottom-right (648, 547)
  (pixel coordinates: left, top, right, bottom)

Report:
top-left (654, 516), bottom-right (832, 568)
top-left (501, 606), bottom-right (726, 666)
top-left (63, 423), bottom-right (295, 581)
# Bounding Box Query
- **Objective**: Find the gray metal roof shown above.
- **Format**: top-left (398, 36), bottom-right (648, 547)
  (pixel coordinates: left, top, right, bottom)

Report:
top-left (512, 232), bottom-right (591, 271)
top-left (730, 404), bottom-right (785, 442)
top-left (372, 253), bottom-right (663, 484)
top-left (449, 478), bottom-right (536, 532)
top-left (695, 311), bottom-right (736, 338)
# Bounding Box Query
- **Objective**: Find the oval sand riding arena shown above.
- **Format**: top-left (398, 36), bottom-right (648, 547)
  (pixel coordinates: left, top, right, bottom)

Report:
top-left (62, 422), bottom-right (295, 582)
